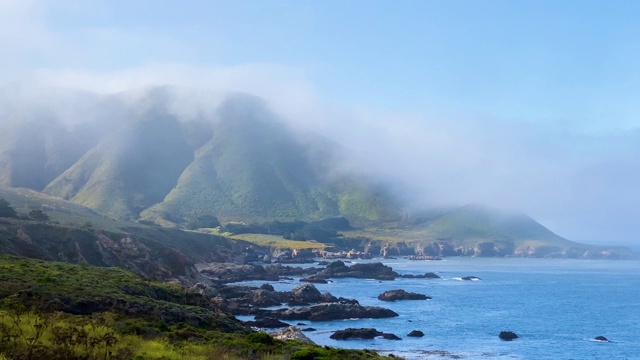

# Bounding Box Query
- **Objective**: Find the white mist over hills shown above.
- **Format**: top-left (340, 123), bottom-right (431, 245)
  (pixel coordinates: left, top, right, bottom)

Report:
top-left (1, 1), bottom-right (640, 246)
top-left (0, 82), bottom-right (638, 246)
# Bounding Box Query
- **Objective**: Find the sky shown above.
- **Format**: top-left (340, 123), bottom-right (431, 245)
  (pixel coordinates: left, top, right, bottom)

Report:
top-left (1, 0), bottom-right (640, 247)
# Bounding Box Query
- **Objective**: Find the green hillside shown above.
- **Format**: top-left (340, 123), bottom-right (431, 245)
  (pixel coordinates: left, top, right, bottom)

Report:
top-left (0, 255), bottom-right (388, 360)
top-left (0, 88), bottom-right (401, 225)
top-left (341, 204), bottom-right (579, 252)
top-left (0, 86), bottom-right (589, 251)
top-left (417, 204), bottom-right (574, 245)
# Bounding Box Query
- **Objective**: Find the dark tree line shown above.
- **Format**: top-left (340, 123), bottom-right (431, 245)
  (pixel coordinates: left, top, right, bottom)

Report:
top-left (0, 198), bottom-right (49, 222)
top-left (220, 217), bottom-right (353, 243)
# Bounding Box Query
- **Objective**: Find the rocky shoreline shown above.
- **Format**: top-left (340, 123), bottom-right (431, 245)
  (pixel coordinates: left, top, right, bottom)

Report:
top-left (194, 258), bottom-right (459, 345)
top-left (247, 240), bottom-right (638, 262)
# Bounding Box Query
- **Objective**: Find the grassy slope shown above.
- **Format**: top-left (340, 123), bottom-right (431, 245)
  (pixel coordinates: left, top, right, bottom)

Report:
top-left (0, 255), bottom-right (391, 360)
top-left (0, 186), bottom-right (246, 281)
top-left (44, 112), bottom-right (194, 221)
top-left (141, 95), bottom-right (342, 224)
top-left (342, 204), bottom-right (579, 249)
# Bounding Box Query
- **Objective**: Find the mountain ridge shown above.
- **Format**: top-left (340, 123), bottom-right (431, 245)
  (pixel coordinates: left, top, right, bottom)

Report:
top-left (0, 86), bottom-right (620, 254)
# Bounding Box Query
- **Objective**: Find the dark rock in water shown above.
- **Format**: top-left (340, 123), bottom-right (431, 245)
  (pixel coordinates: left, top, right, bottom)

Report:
top-left (199, 263), bottom-right (277, 283)
top-left (297, 322), bottom-right (306, 326)
top-left (407, 330), bottom-right (424, 337)
top-left (594, 336), bottom-right (609, 342)
top-left (461, 276), bottom-right (482, 281)
top-left (310, 260), bottom-right (399, 281)
top-left (499, 331), bottom-right (519, 341)
top-left (290, 283), bottom-right (323, 305)
top-left (382, 333), bottom-right (401, 340)
top-left (264, 264), bottom-right (321, 277)
top-left (377, 289), bottom-right (431, 301)
top-left (255, 303), bottom-right (399, 322)
top-left (259, 283), bottom-right (275, 291)
top-left (299, 277), bottom-right (328, 284)
top-left (322, 291), bottom-right (359, 305)
top-left (302, 327), bottom-right (316, 332)
top-left (316, 260), bottom-right (329, 266)
top-left (243, 317), bottom-right (290, 328)
top-left (401, 272), bottom-right (441, 279)
top-left (199, 263), bottom-right (320, 283)
top-left (330, 328), bottom-right (383, 340)
top-left (252, 289), bottom-right (282, 307)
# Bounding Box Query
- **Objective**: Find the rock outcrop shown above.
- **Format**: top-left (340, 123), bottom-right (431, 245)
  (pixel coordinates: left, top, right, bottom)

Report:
top-left (301, 260), bottom-right (399, 282)
top-left (290, 283), bottom-right (323, 305)
top-left (199, 263), bottom-right (319, 283)
top-left (330, 328), bottom-right (382, 340)
top-left (400, 272), bottom-right (440, 279)
top-left (499, 331), bottom-right (519, 341)
top-left (243, 317), bottom-right (290, 328)
top-left (329, 328), bottom-right (400, 340)
top-left (407, 330), bottom-right (424, 337)
top-left (270, 326), bottom-right (315, 344)
top-left (255, 303), bottom-right (398, 321)
top-left (215, 283), bottom-right (359, 315)
top-left (377, 289), bottom-right (431, 301)
top-left (461, 276), bottom-right (481, 281)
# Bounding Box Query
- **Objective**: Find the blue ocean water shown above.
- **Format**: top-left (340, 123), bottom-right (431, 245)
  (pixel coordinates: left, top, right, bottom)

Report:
top-left (236, 258), bottom-right (640, 359)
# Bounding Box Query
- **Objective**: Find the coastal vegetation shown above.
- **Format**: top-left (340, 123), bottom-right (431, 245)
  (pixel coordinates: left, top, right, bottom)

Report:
top-left (0, 255), bottom-right (392, 360)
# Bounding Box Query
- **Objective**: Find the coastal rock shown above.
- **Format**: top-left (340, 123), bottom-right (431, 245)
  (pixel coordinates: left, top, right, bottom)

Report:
top-left (255, 303), bottom-right (399, 321)
top-left (290, 283), bottom-right (323, 305)
top-left (271, 326), bottom-right (315, 344)
top-left (301, 327), bottom-right (316, 332)
top-left (382, 333), bottom-right (401, 340)
top-left (461, 276), bottom-right (481, 281)
top-left (188, 283), bottom-right (219, 297)
top-left (407, 330), bottom-right (424, 337)
top-left (299, 277), bottom-right (328, 284)
top-left (401, 272), bottom-right (440, 279)
top-left (259, 283), bottom-right (275, 291)
top-left (330, 328), bottom-right (383, 340)
top-left (215, 283), bottom-right (361, 316)
top-left (243, 317), bottom-right (290, 328)
top-left (377, 289), bottom-right (431, 301)
top-left (252, 289), bottom-right (282, 307)
top-left (199, 263), bottom-right (277, 283)
top-left (594, 336), bottom-right (609, 342)
top-left (306, 260), bottom-right (399, 281)
top-left (263, 264), bottom-right (320, 277)
top-left (322, 292), bottom-right (359, 305)
top-left (199, 263), bottom-right (320, 283)
top-left (499, 331), bottom-right (519, 341)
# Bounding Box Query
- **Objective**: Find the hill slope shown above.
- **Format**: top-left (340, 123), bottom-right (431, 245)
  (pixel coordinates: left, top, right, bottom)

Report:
top-left (0, 87), bottom-right (400, 225)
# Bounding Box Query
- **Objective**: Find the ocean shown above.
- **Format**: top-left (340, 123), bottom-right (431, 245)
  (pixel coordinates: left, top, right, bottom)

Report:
top-left (235, 258), bottom-right (640, 359)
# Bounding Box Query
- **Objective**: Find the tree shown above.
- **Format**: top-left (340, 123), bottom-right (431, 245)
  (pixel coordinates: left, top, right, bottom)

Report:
top-left (185, 214), bottom-right (220, 230)
top-left (28, 209), bottom-right (50, 222)
top-left (0, 198), bottom-right (17, 218)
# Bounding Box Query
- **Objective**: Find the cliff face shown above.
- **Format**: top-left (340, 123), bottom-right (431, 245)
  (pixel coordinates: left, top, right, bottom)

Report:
top-left (0, 219), bottom-right (250, 283)
top-left (275, 239), bottom-right (637, 261)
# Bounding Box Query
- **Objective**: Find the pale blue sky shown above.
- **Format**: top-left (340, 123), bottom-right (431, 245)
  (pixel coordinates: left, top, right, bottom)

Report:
top-left (2, 1), bottom-right (640, 245)
top-left (32, 0), bottom-right (640, 129)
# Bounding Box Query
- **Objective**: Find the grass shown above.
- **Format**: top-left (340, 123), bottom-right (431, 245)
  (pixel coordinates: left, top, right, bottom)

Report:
top-left (197, 228), bottom-right (327, 250)
top-left (0, 255), bottom-right (396, 360)
top-left (229, 234), bottom-right (327, 250)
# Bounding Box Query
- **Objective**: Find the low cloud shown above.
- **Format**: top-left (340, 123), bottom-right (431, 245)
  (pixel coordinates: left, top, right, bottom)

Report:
top-left (1, 1), bottom-right (638, 246)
